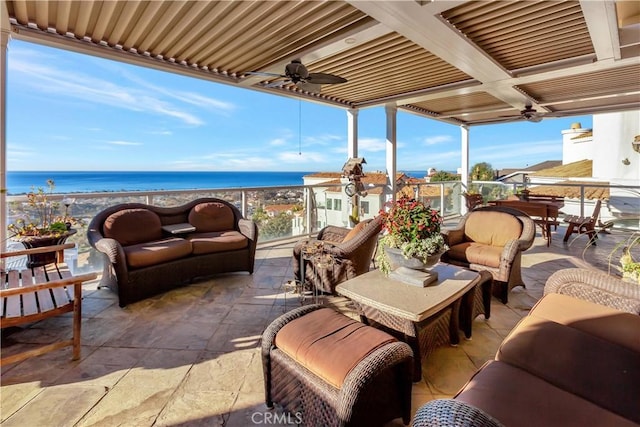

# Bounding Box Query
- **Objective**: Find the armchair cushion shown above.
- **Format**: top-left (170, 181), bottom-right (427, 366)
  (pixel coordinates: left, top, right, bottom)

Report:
top-left (464, 211), bottom-right (522, 246)
top-left (342, 220), bottom-right (367, 242)
top-left (103, 208), bottom-right (163, 246)
top-left (188, 202), bottom-right (235, 232)
top-left (445, 242), bottom-right (503, 268)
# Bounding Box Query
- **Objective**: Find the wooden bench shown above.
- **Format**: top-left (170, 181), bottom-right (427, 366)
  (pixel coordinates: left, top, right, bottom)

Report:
top-left (1, 243), bottom-right (97, 366)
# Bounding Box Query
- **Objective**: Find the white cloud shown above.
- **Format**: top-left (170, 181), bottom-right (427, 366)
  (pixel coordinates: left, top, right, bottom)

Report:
top-left (8, 51), bottom-right (205, 126)
top-left (359, 137), bottom-right (386, 152)
top-left (424, 135), bottom-right (453, 145)
top-left (107, 140), bottom-right (143, 146)
top-left (269, 138), bottom-right (288, 146)
top-left (279, 151), bottom-right (326, 163)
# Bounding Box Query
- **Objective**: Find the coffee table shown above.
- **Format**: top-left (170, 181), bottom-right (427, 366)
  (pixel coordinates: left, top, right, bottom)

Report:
top-left (336, 263), bottom-right (480, 381)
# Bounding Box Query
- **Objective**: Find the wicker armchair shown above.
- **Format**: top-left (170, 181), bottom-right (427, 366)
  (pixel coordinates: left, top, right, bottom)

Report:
top-left (441, 206), bottom-right (536, 304)
top-left (293, 216), bottom-right (383, 294)
top-left (412, 399), bottom-right (504, 427)
top-left (544, 268), bottom-right (640, 314)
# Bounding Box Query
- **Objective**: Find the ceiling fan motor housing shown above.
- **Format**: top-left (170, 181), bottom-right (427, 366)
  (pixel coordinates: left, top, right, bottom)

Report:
top-left (285, 60), bottom-right (309, 82)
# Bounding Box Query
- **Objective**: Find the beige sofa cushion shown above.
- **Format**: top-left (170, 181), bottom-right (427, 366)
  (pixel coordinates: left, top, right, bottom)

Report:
top-left (464, 211), bottom-right (522, 246)
top-left (530, 293), bottom-right (640, 353)
top-left (496, 314), bottom-right (640, 423)
top-left (103, 208), bottom-right (163, 246)
top-left (188, 231), bottom-right (248, 255)
top-left (123, 238), bottom-right (193, 268)
top-left (456, 361), bottom-right (637, 427)
top-left (188, 202), bottom-right (235, 232)
top-left (274, 308), bottom-right (396, 388)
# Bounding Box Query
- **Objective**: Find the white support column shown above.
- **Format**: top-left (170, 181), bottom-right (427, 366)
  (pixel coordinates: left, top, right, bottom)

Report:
top-left (347, 108), bottom-right (358, 159)
top-left (460, 125), bottom-right (470, 214)
top-left (1, 3), bottom-right (10, 253)
top-left (385, 104), bottom-right (397, 205)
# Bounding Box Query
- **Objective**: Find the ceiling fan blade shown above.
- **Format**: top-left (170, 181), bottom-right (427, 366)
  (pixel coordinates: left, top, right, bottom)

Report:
top-left (244, 71), bottom-right (285, 78)
top-left (296, 82), bottom-right (322, 93)
top-left (306, 72), bottom-right (347, 84)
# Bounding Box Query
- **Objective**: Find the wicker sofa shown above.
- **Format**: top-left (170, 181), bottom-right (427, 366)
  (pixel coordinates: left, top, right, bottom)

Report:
top-left (88, 198), bottom-right (258, 307)
top-left (412, 268), bottom-right (640, 427)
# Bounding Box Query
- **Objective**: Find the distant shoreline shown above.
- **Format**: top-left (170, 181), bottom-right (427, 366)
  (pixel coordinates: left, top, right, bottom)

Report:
top-left (6, 170), bottom-right (432, 195)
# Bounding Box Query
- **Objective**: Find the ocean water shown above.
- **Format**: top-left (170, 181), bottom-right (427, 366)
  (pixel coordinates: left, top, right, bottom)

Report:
top-left (7, 170), bottom-right (427, 195)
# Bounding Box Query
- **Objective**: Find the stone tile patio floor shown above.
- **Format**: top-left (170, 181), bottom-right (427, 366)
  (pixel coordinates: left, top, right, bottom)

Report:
top-left (0, 225), bottom-right (630, 426)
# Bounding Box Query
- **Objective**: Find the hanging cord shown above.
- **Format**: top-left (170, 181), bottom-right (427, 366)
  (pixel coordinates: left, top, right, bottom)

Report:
top-left (298, 99), bottom-right (302, 155)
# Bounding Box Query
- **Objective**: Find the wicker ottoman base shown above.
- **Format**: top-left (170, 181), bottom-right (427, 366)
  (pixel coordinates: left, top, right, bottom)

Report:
top-left (262, 305), bottom-right (414, 427)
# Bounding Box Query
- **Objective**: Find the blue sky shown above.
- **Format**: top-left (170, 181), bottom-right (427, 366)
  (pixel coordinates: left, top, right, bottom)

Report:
top-left (7, 40), bottom-right (592, 174)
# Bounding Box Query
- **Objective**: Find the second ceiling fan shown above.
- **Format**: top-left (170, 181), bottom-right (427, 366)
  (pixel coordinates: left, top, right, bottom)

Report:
top-left (247, 59), bottom-right (347, 92)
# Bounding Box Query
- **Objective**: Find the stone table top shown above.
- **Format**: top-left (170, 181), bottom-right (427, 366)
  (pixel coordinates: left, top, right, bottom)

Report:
top-left (336, 264), bottom-right (480, 323)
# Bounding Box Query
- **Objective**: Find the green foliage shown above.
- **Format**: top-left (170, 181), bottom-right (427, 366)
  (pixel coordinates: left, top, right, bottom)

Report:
top-left (429, 171), bottom-right (459, 182)
top-left (253, 211), bottom-right (293, 240)
top-left (375, 197), bottom-right (448, 274)
top-left (470, 162), bottom-right (495, 181)
top-left (8, 180), bottom-right (83, 239)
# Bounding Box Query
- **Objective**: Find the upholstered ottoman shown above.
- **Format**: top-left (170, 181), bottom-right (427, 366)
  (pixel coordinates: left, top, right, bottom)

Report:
top-left (262, 305), bottom-right (414, 427)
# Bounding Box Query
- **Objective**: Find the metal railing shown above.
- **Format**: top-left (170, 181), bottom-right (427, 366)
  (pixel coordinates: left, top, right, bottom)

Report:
top-left (6, 179), bottom-right (639, 275)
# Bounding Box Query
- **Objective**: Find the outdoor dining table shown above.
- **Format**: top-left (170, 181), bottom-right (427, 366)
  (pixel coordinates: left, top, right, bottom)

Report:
top-left (487, 199), bottom-right (560, 246)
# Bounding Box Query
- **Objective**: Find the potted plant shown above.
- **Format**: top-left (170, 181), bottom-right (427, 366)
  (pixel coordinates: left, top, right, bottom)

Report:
top-left (608, 231), bottom-right (640, 284)
top-left (376, 196), bottom-right (448, 275)
top-left (7, 180), bottom-right (83, 267)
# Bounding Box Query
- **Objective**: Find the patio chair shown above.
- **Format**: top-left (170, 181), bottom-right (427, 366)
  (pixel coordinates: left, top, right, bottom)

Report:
top-left (562, 199), bottom-right (602, 244)
top-left (1, 244), bottom-right (97, 366)
top-left (292, 216), bottom-right (383, 294)
top-left (463, 193), bottom-right (484, 211)
top-left (440, 206), bottom-right (536, 304)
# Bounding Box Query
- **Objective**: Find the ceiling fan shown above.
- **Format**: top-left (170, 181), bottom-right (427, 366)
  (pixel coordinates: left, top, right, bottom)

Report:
top-left (519, 104), bottom-right (543, 122)
top-left (246, 59), bottom-right (347, 92)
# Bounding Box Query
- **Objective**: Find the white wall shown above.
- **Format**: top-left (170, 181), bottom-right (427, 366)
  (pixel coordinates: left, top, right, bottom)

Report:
top-left (561, 123), bottom-right (593, 164)
top-left (592, 111), bottom-right (640, 183)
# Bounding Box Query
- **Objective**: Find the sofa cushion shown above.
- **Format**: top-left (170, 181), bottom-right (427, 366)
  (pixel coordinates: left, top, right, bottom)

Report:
top-left (103, 208), bottom-right (163, 246)
top-left (188, 231), bottom-right (248, 255)
top-left (123, 238), bottom-right (193, 268)
top-left (446, 242), bottom-right (502, 268)
top-left (464, 211), bottom-right (522, 246)
top-left (188, 202), bottom-right (235, 232)
top-left (530, 293), bottom-right (640, 353)
top-left (496, 314), bottom-right (640, 423)
top-left (456, 361), bottom-right (637, 427)
top-left (274, 308), bottom-right (396, 388)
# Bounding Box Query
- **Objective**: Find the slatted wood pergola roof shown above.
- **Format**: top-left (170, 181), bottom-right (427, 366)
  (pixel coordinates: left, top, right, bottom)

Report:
top-left (3, 0), bottom-right (639, 126)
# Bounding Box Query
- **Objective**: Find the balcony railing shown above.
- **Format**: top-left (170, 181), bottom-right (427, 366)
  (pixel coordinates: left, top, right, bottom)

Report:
top-left (5, 180), bottom-right (639, 276)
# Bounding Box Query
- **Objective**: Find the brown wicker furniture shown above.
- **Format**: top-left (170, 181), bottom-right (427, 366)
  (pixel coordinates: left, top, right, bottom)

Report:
top-left (292, 216), bottom-right (382, 294)
top-left (441, 206), bottom-right (536, 304)
top-left (463, 193), bottom-right (484, 211)
top-left (412, 268), bottom-right (640, 427)
top-left (335, 264), bottom-right (482, 381)
top-left (1, 244), bottom-right (97, 366)
top-left (87, 198), bottom-right (258, 307)
top-left (262, 304), bottom-right (414, 427)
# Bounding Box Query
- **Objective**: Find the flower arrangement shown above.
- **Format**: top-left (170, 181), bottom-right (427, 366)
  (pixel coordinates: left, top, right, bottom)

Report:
top-left (7, 180), bottom-right (83, 241)
top-left (376, 196), bottom-right (448, 275)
